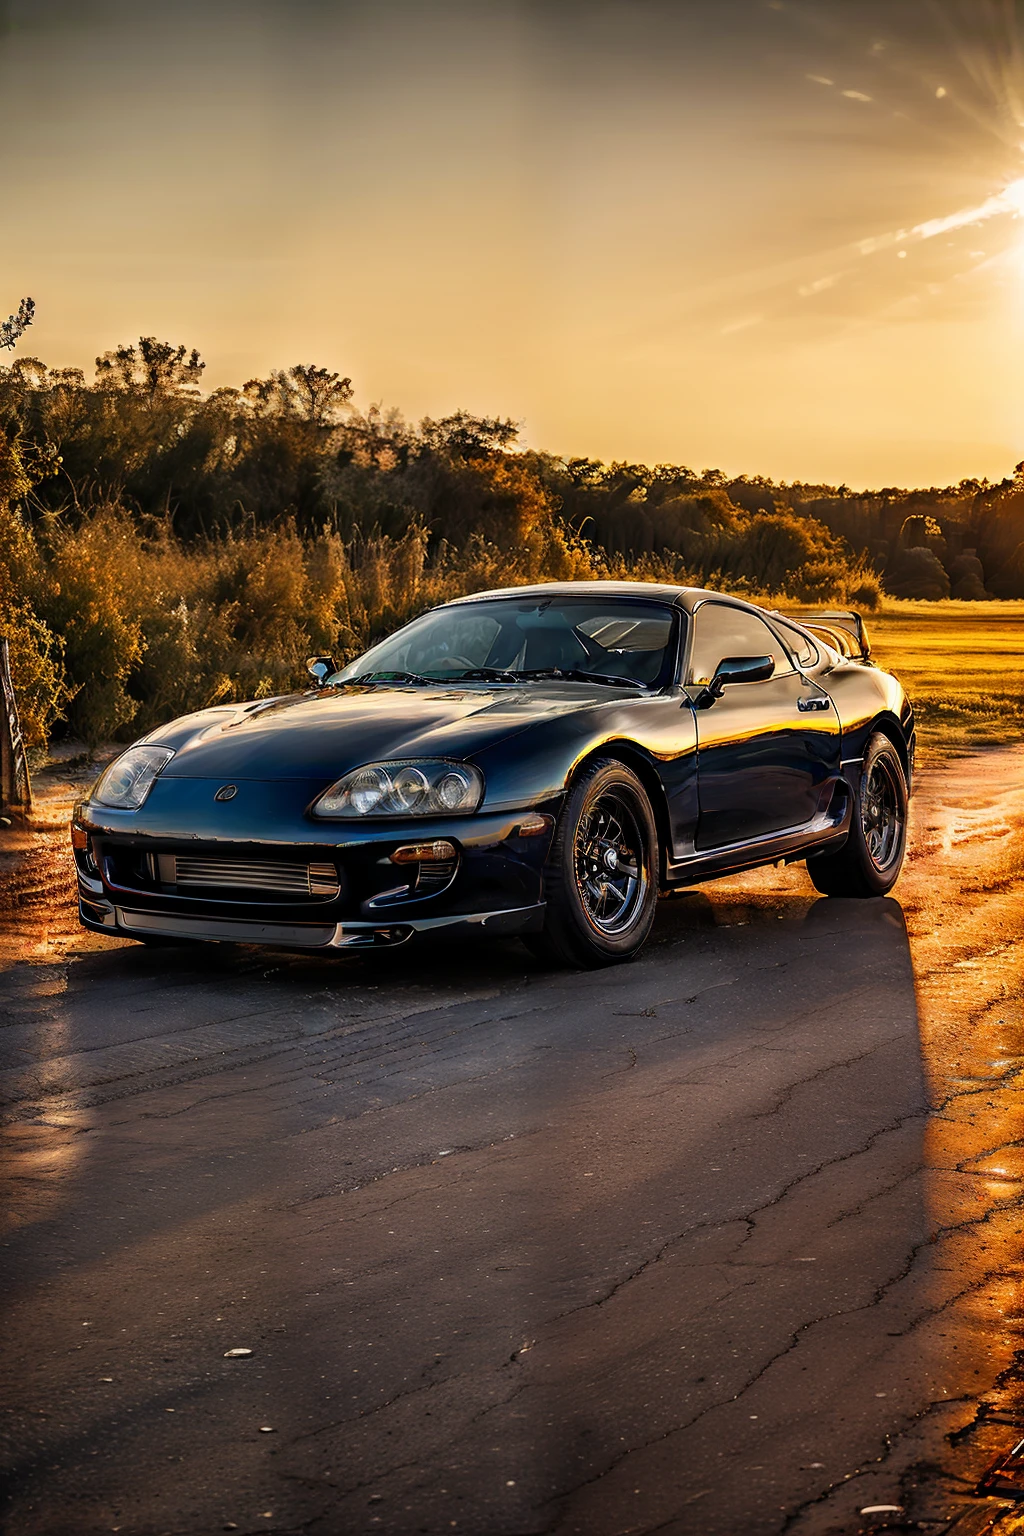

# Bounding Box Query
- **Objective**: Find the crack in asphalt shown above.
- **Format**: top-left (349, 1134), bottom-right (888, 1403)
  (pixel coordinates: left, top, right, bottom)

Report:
top-left (777, 1392), bottom-right (980, 1535)
top-left (742, 1039), bottom-right (899, 1127)
top-left (543, 1200), bottom-right (1021, 1524)
top-left (546, 1086), bottom-right (930, 1330)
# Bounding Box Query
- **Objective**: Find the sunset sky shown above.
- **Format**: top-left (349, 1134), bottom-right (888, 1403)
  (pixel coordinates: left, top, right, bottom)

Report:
top-left (1, 0), bottom-right (1022, 486)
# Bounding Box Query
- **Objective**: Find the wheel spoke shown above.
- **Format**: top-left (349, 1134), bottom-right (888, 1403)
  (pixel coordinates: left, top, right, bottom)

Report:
top-left (573, 789), bottom-right (648, 936)
top-left (859, 757), bottom-right (905, 873)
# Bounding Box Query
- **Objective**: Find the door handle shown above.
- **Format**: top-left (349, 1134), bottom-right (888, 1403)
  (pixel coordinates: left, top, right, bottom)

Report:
top-left (797, 696), bottom-right (830, 712)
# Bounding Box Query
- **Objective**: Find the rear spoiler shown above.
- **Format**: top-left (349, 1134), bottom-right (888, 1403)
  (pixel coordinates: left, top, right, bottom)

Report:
top-left (789, 610), bottom-right (871, 661)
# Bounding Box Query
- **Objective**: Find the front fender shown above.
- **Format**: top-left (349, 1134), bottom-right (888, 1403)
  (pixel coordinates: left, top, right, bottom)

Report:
top-left (472, 693), bottom-right (699, 852)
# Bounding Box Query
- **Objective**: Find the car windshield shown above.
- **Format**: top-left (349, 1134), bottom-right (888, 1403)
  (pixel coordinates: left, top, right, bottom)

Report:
top-left (332, 596), bottom-right (680, 688)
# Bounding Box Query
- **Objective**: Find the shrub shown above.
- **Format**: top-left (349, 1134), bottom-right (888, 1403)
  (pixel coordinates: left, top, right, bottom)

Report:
top-left (33, 506), bottom-right (147, 743)
top-left (844, 573), bottom-right (882, 611)
top-left (0, 433), bottom-right (66, 746)
top-left (883, 546), bottom-right (951, 600)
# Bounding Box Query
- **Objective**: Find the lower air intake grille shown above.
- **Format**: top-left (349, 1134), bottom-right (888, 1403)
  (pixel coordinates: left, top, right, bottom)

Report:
top-left (157, 854), bottom-right (340, 898)
top-left (415, 859), bottom-right (458, 894)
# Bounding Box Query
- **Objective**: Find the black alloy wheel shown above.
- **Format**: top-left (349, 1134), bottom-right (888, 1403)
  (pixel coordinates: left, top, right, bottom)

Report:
top-left (807, 731), bottom-right (909, 897)
top-left (527, 757), bottom-right (659, 968)
top-left (574, 792), bottom-right (648, 935)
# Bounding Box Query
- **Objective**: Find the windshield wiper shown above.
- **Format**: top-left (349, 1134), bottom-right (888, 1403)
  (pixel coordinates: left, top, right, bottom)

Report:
top-left (345, 670), bottom-right (439, 687)
top-left (343, 666), bottom-right (647, 689)
top-left (512, 668), bottom-right (646, 689)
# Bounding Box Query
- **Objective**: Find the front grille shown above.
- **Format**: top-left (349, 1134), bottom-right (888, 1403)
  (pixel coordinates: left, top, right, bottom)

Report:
top-left (155, 854), bottom-right (340, 898)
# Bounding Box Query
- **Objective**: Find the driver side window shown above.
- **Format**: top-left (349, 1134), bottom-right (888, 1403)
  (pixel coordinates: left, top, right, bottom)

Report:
top-left (686, 603), bottom-right (793, 685)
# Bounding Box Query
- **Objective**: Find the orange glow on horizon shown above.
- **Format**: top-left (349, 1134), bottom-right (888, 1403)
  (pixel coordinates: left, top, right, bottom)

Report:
top-left (1, 0), bottom-right (1022, 488)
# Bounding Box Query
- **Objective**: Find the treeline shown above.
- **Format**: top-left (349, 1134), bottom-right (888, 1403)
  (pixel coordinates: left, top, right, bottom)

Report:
top-left (1, 338), bottom-right (1022, 748)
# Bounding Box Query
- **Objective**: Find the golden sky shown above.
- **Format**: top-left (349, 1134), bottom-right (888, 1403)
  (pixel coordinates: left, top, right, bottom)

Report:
top-left (1, 0), bottom-right (1022, 486)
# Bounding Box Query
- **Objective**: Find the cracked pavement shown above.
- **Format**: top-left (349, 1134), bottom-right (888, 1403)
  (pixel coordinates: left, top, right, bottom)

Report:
top-left (0, 745), bottom-right (1022, 1536)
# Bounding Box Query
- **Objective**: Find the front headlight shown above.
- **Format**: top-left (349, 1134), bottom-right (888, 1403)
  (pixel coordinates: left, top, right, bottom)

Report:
top-left (93, 746), bottom-right (175, 810)
top-left (312, 759), bottom-right (484, 819)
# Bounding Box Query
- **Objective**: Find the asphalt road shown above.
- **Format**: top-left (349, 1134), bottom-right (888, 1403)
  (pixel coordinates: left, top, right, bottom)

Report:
top-left (1, 746), bottom-right (1022, 1536)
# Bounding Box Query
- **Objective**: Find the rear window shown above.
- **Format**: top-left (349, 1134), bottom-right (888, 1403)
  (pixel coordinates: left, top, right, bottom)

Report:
top-left (577, 614), bottom-right (674, 653)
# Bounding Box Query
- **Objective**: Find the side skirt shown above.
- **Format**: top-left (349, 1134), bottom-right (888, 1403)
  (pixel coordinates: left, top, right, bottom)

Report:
top-left (662, 782), bottom-right (852, 888)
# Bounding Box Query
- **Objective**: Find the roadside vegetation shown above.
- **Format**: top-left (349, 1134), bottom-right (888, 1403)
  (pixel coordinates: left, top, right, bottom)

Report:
top-left (859, 601), bottom-right (1024, 755)
top-left (1, 335), bottom-right (1022, 752)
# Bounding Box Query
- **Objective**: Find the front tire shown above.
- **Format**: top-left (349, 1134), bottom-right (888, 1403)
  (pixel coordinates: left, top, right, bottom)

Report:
top-left (526, 757), bottom-right (659, 968)
top-left (807, 732), bottom-right (908, 897)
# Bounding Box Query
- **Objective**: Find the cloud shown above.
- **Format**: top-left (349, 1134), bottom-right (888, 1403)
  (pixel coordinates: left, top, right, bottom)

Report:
top-left (846, 178), bottom-right (1024, 265)
top-left (720, 315), bottom-right (763, 336)
top-left (806, 74), bottom-right (834, 86)
top-left (842, 90), bottom-right (873, 102)
top-left (799, 271), bottom-right (845, 296)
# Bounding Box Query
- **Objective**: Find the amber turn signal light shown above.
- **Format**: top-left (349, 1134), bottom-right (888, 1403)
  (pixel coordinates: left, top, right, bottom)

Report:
top-left (390, 840), bottom-right (458, 864)
top-left (71, 825), bottom-right (89, 850)
top-left (514, 814), bottom-right (552, 837)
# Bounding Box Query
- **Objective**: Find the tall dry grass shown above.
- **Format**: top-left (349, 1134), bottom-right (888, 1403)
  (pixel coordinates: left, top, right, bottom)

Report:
top-left (6, 502), bottom-right (707, 746)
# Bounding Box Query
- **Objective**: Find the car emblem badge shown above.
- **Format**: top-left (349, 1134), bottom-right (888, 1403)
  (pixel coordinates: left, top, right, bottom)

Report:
top-left (214, 784), bottom-right (238, 802)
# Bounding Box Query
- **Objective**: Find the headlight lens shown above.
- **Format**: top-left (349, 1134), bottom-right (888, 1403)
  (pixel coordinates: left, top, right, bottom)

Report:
top-left (93, 746), bottom-right (175, 810)
top-left (312, 760), bottom-right (484, 818)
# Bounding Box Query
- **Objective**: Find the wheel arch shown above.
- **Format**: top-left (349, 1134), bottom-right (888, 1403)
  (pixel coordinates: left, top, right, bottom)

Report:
top-left (863, 711), bottom-right (911, 784)
top-left (568, 741), bottom-right (674, 885)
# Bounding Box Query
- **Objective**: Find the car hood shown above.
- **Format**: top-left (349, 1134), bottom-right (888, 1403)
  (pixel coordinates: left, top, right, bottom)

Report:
top-left (146, 682), bottom-right (628, 781)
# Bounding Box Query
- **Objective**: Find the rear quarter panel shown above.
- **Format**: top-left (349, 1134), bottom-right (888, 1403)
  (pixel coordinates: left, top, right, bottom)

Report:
top-left (824, 660), bottom-right (914, 781)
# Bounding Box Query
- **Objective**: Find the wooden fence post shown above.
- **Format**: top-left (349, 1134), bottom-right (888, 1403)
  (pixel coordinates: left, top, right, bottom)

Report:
top-left (0, 636), bottom-right (32, 817)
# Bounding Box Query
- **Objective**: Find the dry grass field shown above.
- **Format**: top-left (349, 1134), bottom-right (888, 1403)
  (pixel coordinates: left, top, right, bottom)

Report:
top-left (855, 600), bottom-right (1024, 757)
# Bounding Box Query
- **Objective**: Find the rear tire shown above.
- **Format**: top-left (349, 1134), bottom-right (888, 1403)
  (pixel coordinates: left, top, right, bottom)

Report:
top-left (807, 732), bottom-right (908, 897)
top-left (526, 757), bottom-right (659, 969)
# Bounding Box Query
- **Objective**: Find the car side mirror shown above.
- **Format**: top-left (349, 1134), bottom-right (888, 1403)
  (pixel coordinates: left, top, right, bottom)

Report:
top-left (695, 653), bottom-right (774, 708)
top-left (306, 655), bottom-right (336, 683)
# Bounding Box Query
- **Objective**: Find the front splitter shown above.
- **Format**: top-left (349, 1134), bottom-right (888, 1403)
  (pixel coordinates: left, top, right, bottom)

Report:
top-left (80, 900), bottom-right (545, 949)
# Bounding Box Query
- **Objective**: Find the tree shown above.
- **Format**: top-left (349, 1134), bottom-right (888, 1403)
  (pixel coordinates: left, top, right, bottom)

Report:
top-left (420, 411), bottom-right (519, 459)
top-left (278, 364), bottom-right (353, 425)
top-left (95, 337), bottom-right (205, 397)
top-left (241, 365), bottom-right (353, 426)
top-left (0, 298), bottom-right (34, 351)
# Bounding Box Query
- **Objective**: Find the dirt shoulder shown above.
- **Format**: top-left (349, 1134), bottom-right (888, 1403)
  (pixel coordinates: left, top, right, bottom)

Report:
top-left (0, 746), bottom-right (119, 966)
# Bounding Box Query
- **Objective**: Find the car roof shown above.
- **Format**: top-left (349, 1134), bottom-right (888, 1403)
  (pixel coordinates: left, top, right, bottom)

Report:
top-left (440, 581), bottom-right (769, 616)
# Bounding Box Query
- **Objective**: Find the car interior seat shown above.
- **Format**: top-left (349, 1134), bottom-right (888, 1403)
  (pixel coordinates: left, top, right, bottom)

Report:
top-left (520, 626), bottom-right (591, 672)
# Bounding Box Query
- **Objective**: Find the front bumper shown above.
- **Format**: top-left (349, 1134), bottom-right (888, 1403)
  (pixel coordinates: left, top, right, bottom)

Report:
top-left (73, 801), bottom-right (555, 950)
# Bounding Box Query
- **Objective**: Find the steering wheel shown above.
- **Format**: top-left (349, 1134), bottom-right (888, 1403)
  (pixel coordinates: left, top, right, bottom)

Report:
top-left (425, 653), bottom-right (478, 673)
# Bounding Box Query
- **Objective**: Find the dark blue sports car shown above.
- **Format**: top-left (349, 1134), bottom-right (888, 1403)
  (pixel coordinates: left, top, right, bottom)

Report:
top-left (72, 582), bottom-right (914, 968)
